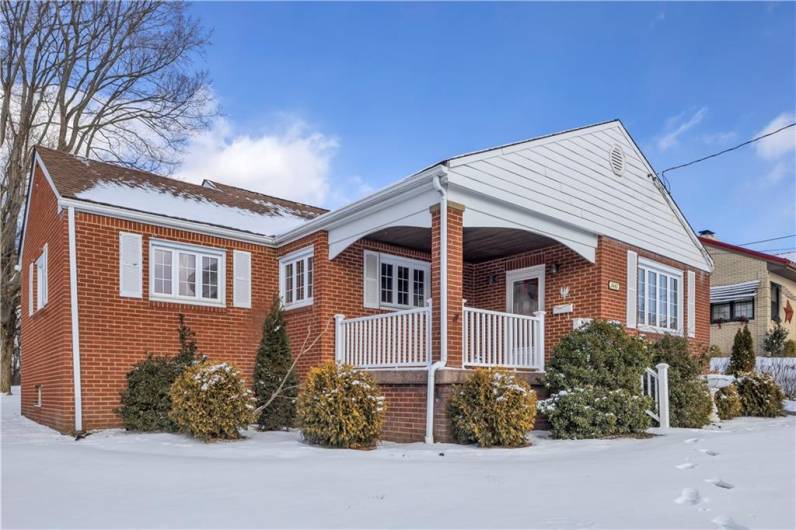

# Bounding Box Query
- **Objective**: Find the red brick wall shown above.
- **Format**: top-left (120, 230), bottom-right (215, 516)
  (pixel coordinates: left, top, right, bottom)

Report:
top-left (20, 167), bottom-right (75, 432)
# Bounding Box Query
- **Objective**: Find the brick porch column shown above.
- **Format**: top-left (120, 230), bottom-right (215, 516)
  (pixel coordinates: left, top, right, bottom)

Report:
top-left (430, 201), bottom-right (465, 368)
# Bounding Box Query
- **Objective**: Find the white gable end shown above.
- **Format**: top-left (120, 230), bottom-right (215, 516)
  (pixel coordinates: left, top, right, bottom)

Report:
top-left (446, 121), bottom-right (711, 271)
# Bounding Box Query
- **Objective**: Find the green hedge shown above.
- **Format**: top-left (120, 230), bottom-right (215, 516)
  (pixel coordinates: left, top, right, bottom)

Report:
top-left (736, 372), bottom-right (785, 417)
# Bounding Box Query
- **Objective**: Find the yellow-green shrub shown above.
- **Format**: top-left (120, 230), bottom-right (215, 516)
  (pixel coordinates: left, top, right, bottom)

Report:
top-left (736, 372), bottom-right (785, 417)
top-left (715, 383), bottom-right (742, 420)
top-left (169, 361), bottom-right (256, 441)
top-left (297, 362), bottom-right (385, 448)
top-left (449, 369), bottom-right (537, 447)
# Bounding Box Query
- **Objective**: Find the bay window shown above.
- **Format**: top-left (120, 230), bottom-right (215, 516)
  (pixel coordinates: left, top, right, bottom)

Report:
top-left (149, 240), bottom-right (225, 305)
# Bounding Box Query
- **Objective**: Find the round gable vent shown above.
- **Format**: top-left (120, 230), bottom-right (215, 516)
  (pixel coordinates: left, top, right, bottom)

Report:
top-left (609, 145), bottom-right (625, 176)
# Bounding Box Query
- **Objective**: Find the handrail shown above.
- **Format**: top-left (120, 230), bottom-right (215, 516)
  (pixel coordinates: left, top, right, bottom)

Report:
top-left (462, 306), bottom-right (545, 370)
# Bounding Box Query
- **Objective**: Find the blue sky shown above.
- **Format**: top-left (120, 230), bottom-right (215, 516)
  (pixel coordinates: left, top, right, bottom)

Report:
top-left (180, 2), bottom-right (795, 255)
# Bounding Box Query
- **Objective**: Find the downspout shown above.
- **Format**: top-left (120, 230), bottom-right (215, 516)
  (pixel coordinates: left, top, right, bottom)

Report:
top-left (426, 172), bottom-right (448, 443)
top-left (67, 207), bottom-right (83, 433)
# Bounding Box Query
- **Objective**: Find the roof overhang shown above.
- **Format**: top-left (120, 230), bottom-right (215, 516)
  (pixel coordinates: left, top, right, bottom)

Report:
top-left (710, 280), bottom-right (760, 304)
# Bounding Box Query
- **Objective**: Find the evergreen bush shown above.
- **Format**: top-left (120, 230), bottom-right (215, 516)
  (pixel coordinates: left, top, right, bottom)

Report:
top-left (297, 362), bottom-right (385, 448)
top-left (449, 369), bottom-right (537, 447)
top-left (544, 320), bottom-right (651, 393)
top-left (727, 325), bottom-right (755, 375)
top-left (763, 323), bottom-right (789, 357)
top-left (784, 340), bottom-right (796, 358)
top-left (715, 383), bottom-right (742, 420)
top-left (651, 335), bottom-right (711, 428)
top-left (175, 313), bottom-right (200, 367)
top-left (736, 372), bottom-right (785, 417)
top-left (169, 361), bottom-right (257, 441)
top-left (253, 298), bottom-right (298, 430)
top-left (117, 354), bottom-right (181, 432)
top-left (538, 387), bottom-right (652, 439)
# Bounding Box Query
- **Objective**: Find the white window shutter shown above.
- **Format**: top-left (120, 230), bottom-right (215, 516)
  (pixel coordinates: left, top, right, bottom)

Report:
top-left (119, 232), bottom-right (142, 298)
top-left (687, 270), bottom-right (696, 338)
top-left (363, 251), bottom-right (380, 309)
top-left (626, 250), bottom-right (638, 329)
top-left (233, 250), bottom-right (252, 308)
top-left (28, 262), bottom-right (34, 315)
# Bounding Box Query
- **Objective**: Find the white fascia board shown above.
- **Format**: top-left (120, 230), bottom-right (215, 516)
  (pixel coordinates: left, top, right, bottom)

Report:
top-left (18, 153), bottom-right (63, 265)
top-left (59, 197), bottom-right (277, 246)
top-left (275, 164), bottom-right (447, 246)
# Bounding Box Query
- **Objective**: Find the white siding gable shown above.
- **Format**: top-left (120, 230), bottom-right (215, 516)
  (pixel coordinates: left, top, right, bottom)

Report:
top-left (446, 121), bottom-right (711, 271)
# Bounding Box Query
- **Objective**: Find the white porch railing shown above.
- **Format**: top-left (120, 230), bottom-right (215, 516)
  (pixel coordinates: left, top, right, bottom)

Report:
top-left (641, 363), bottom-right (670, 429)
top-left (334, 303), bottom-right (432, 369)
top-left (462, 306), bottom-right (545, 370)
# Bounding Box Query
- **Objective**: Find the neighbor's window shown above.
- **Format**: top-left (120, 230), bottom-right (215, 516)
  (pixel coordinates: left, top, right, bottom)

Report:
top-left (280, 246), bottom-right (314, 309)
top-left (636, 258), bottom-right (682, 333)
top-left (711, 300), bottom-right (754, 323)
top-left (771, 282), bottom-right (781, 322)
top-left (149, 240), bottom-right (224, 305)
top-left (379, 254), bottom-right (429, 309)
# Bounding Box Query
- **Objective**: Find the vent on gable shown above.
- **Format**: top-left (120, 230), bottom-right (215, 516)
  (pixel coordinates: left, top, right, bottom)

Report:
top-left (609, 145), bottom-right (625, 176)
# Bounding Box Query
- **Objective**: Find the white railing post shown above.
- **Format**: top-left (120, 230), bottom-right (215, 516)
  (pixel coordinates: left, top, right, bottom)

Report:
top-left (533, 310), bottom-right (546, 372)
top-left (656, 362), bottom-right (670, 429)
top-left (426, 298), bottom-right (433, 366)
top-left (334, 314), bottom-right (345, 364)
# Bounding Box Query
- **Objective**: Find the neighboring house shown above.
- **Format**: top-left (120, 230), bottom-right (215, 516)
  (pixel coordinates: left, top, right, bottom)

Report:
top-left (19, 120), bottom-right (712, 443)
top-left (699, 232), bottom-right (796, 355)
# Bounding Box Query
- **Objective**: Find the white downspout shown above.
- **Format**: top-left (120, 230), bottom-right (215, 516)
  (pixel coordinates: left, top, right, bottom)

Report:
top-left (426, 172), bottom-right (448, 443)
top-left (67, 207), bottom-right (83, 433)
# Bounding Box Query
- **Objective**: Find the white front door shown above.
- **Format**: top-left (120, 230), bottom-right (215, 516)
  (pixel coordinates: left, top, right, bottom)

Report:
top-left (506, 264), bottom-right (545, 316)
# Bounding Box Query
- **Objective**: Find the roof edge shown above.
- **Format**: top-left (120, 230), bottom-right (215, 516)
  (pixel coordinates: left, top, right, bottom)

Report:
top-left (700, 237), bottom-right (796, 270)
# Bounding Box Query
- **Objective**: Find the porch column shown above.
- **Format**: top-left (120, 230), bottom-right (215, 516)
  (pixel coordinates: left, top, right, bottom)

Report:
top-left (430, 201), bottom-right (465, 367)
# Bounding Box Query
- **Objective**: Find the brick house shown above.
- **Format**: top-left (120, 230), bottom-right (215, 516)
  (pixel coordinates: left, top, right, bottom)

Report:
top-left (19, 120), bottom-right (712, 442)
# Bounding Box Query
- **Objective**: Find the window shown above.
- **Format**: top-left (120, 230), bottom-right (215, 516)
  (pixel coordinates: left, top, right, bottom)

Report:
top-left (771, 282), bottom-right (781, 322)
top-left (636, 258), bottom-right (682, 333)
top-left (149, 240), bottom-right (225, 305)
top-left (280, 246), bottom-right (313, 309)
top-left (34, 245), bottom-right (48, 312)
top-left (35, 385), bottom-right (42, 407)
top-left (372, 252), bottom-right (429, 309)
top-left (711, 300), bottom-right (754, 323)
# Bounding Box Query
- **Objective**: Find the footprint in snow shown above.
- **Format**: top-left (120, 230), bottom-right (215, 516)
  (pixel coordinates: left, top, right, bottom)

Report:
top-left (675, 488), bottom-right (704, 506)
top-left (685, 437), bottom-right (701, 444)
top-left (700, 449), bottom-right (719, 456)
top-left (711, 515), bottom-right (748, 530)
top-left (706, 478), bottom-right (735, 490)
top-left (676, 462), bottom-right (697, 470)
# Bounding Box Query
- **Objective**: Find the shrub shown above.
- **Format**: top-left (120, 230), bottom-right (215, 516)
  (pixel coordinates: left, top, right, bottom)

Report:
top-left (727, 325), bottom-right (755, 375)
top-left (706, 344), bottom-right (724, 358)
top-left (117, 354), bottom-right (181, 432)
top-left (169, 361), bottom-right (256, 441)
top-left (651, 335), bottom-right (711, 428)
top-left (545, 320), bottom-right (651, 393)
top-left (538, 387), bottom-right (652, 439)
top-left (297, 363), bottom-right (385, 449)
top-left (175, 313), bottom-right (201, 367)
top-left (715, 383), bottom-right (742, 420)
top-left (449, 369), bottom-right (537, 447)
top-left (736, 372), bottom-right (785, 417)
top-left (763, 324), bottom-right (789, 357)
top-left (784, 340), bottom-right (796, 358)
top-left (253, 297), bottom-right (298, 430)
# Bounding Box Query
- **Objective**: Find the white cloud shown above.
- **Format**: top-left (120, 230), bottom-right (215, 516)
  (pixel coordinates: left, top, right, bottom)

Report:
top-left (175, 116), bottom-right (338, 207)
top-left (657, 107), bottom-right (708, 151)
top-left (754, 112), bottom-right (796, 161)
top-left (764, 160), bottom-right (791, 185)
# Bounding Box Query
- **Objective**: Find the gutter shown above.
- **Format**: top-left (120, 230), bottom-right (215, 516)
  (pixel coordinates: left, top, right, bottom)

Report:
top-left (67, 207), bottom-right (83, 433)
top-left (426, 172), bottom-right (449, 444)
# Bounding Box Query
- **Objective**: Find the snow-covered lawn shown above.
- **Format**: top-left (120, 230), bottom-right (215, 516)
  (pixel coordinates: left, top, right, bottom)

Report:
top-left (2, 390), bottom-right (795, 530)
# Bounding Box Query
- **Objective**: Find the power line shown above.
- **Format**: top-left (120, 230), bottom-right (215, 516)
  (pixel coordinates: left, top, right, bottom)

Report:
top-left (660, 122), bottom-right (796, 182)
top-left (739, 234), bottom-right (796, 246)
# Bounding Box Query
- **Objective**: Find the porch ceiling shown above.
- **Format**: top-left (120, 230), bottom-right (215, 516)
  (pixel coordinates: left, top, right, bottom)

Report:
top-left (365, 226), bottom-right (560, 263)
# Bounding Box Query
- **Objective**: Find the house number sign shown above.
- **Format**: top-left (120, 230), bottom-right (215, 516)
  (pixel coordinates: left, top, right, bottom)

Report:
top-left (608, 281), bottom-right (621, 291)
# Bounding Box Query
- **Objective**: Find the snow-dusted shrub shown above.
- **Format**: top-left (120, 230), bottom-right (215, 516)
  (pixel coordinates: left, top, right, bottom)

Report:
top-left (545, 320), bottom-right (651, 393)
top-left (736, 372), bottom-right (785, 417)
top-left (169, 361), bottom-right (256, 441)
top-left (449, 369), bottom-right (537, 447)
top-left (715, 383), bottom-right (742, 420)
top-left (728, 325), bottom-right (755, 375)
top-left (539, 387), bottom-right (652, 439)
top-left (651, 335), bottom-right (711, 428)
top-left (118, 354), bottom-right (181, 432)
top-left (784, 340), bottom-right (796, 358)
top-left (297, 362), bottom-right (385, 449)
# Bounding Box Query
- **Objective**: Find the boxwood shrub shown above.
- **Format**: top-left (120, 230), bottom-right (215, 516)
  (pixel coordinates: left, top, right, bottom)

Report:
top-left (449, 369), bottom-right (537, 447)
top-left (736, 372), bottom-right (785, 417)
top-left (117, 354), bottom-right (181, 432)
top-left (715, 383), bottom-right (742, 420)
top-left (651, 335), bottom-right (712, 428)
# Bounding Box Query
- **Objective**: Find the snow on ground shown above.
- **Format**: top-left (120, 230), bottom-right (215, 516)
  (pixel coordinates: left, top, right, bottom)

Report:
top-left (2, 389), bottom-right (795, 530)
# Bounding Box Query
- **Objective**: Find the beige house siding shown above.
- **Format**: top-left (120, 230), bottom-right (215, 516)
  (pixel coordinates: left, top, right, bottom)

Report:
top-left (771, 271), bottom-right (796, 344)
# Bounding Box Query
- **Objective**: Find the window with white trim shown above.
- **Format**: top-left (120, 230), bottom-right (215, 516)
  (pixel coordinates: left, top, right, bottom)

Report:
top-left (375, 253), bottom-right (429, 309)
top-left (149, 240), bottom-right (225, 305)
top-left (637, 258), bottom-right (682, 333)
top-left (35, 244), bottom-right (48, 311)
top-left (280, 246), bottom-right (313, 309)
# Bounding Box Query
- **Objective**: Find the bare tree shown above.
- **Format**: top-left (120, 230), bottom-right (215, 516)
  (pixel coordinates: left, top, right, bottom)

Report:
top-left (0, 1), bottom-right (213, 393)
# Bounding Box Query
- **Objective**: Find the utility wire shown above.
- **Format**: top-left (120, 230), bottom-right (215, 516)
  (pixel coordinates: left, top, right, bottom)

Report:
top-left (659, 122), bottom-right (796, 185)
top-left (739, 234), bottom-right (796, 246)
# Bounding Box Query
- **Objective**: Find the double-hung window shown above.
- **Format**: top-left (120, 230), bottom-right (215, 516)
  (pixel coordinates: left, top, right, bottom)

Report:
top-left (711, 300), bottom-right (754, 323)
top-left (368, 251), bottom-right (429, 310)
top-left (32, 244), bottom-right (48, 312)
top-left (149, 240), bottom-right (225, 306)
top-left (280, 246), bottom-right (313, 310)
top-left (636, 258), bottom-right (682, 334)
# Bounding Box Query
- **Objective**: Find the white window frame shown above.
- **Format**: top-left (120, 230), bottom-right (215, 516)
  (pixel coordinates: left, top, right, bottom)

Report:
top-left (148, 239), bottom-right (226, 307)
top-left (35, 244), bottom-right (48, 311)
top-left (279, 246), bottom-right (314, 310)
top-left (371, 251), bottom-right (430, 310)
top-left (637, 257), bottom-right (683, 335)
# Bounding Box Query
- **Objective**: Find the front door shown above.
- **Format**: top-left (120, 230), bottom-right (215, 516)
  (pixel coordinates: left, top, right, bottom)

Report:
top-left (506, 265), bottom-right (545, 316)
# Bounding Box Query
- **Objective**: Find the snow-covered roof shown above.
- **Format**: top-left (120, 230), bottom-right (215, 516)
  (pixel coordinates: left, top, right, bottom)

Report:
top-left (35, 146), bottom-right (327, 237)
